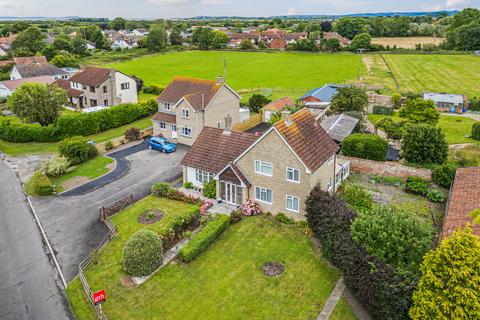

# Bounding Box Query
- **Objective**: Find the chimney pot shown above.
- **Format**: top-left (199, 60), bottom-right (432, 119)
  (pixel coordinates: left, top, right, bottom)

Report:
top-left (282, 110), bottom-right (292, 126)
top-left (223, 113), bottom-right (232, 136)
top-left (216, 76), bottom-right (224, 84)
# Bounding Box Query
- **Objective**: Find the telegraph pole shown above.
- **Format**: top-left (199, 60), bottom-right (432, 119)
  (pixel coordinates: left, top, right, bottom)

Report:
top-left (223, 59), bottom-right (227, 82)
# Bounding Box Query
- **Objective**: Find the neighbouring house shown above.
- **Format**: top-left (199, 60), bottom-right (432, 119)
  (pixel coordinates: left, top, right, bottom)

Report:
top-left (111, 36), bottom-right (138, 50)
top-left (0, 76), bottom-right (55, 97)
top-left (261, 28), bottom-right (287, 45)
top-left (64, 66), bottom-right (137, 110)
top-left (323, 32), bottom-right (351, 47)
top-left (133, 29), bottom-right (149, 37)
top-left (183, 109), bottom-right (346, 218)
top-left (262, 96), bottom-right (295, 122)
top-left (320, 114), bottom-right (359, 144)
top-left (285, 32), bottom-right (307, 45)
top-left (0, 34), bottom-right (16, 55)
top-left (10, 56), bottom-right (68, 80)
top-left (441, 167), bottom-right (480, 239)
top-left (298, 84), bottom-right (343, 109)
top-left (52, 79), bottom-right (84, 107)
top-left (152, 76), bottom-right (241, 146)
top-left (269, 37), bottom-right (287, 49)
top-left (423, 92), bottom-right (467, 113)
top-left (227, 33), bottom-right (260, 48)
top-left (0, 46), bottom-right (8, 56)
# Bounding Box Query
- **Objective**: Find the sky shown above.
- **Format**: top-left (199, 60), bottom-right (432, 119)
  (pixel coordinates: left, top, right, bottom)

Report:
top-left (0, 0), bottom-right (479, 19)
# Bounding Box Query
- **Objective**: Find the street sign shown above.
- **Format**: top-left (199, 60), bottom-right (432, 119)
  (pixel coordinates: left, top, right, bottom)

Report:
top-left (93, 289), bottom-right (106, 305)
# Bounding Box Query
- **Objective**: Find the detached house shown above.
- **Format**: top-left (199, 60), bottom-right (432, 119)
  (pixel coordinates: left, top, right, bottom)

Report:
top-left (152, 76), bottom-right (241, 146)
top-left (10, 56), bottom-right (68, 80)
top-left (182, 109), bottom-right (346, 218)
top-left (63, 66), bottom-right (137, 110)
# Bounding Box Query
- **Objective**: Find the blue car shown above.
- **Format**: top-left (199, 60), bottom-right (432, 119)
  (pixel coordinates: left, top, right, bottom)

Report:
top-left (148, 137), bottom-right (176, 153)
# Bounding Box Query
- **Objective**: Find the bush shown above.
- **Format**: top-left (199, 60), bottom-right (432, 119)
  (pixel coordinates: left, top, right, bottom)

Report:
top-left (124, 127), bottom-right (141, 141)
top-left (151, 182), bottom-right (172, 197)
top-left (142, 85), bottom-right (163, 95)
top-left (183, 181), bottom-right (193, 189)
top-left (104, 141), bottom-right (114, 151)
top-left (372, 105), bottom-right (393, 115)
top-left (230, 210), bottom-right (243, 224)
top-left (405, 176), bottom-right (429, 196)
top-left (58, 136), bottom-right (96, 165)
top-left (241, 199), bottom-right (262, 216)
top-left (341, 133), bottom-right (388, 161)
top-left (25, 172), bottom-right (54, 196)
top-left (123, 229), bottom-right (163, 277)
top-left (202, 179), bottom-right (216, 198)
top-left (275, 212), bottom-right (295, 224)
top-left (471, 122), bottom-right (480, 140)
top-left (401, 124), bottom-right (448, 165)
top-left (432, 163), bottom-right (457, 189)
top-left (340, 184), bottom-right (372, 212)
top-left (157, 208), bottom-right (200, 249)
top-left (41, 155), bottom-right (70, 177)
top-left (426, 189), bottom-right (446, 203)
top-left (248, 94), bottom-right (271, 113)
top-left (371, 175), bottom-right (404, 187)
top-left (178, 214), bottom-right (230, 263)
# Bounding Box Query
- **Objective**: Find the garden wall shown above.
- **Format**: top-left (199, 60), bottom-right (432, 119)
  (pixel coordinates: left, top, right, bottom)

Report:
top-left (340, 156), bottom-right (432, 180)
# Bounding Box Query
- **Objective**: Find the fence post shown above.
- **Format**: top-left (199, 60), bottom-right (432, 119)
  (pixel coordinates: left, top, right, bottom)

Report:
top-left (99, 208), bottom-right (104, 222)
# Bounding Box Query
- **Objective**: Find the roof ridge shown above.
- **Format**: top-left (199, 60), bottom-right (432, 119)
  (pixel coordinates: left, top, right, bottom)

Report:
top-left (173, 76), bottom-right (217, 85)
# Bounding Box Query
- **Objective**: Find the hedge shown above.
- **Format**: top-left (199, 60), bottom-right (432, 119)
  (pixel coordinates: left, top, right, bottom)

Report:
top-left (472, 122), bottom-right (480, 140)
top-left (0, 99), bottom-right (157, 143)
top-left (372, 105), bottom-right (393, 116)
top-left (25, 172), bottom-right (54, 196)
top-left (157, 207), bottom-right (201, 249)
top-left (341, 133), bottom-right (388, 161)
top-left (178, 214), bottom-right (230, 263)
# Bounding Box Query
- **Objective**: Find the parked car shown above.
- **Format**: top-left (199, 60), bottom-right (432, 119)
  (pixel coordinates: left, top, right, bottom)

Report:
top-left (148, 137), bottom-right (176, 153)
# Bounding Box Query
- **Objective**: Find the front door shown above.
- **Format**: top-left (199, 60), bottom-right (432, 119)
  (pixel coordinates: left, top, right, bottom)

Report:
top-left (225, 182), bottom-right (236, 205)
top-left (171, 125), bottom-right (177, 139)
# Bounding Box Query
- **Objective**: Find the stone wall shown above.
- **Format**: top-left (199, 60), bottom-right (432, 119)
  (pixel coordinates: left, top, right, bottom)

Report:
top-left (339, 156), bottom-right (432, 180)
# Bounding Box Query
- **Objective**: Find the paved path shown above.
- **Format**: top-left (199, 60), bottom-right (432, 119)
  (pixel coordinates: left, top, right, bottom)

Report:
top-left (0, 160), bottom-right (71, 320)
top-left (30, 145), bottom-right (189, 281)
top-left (317, 277), bottom-right (345, 320)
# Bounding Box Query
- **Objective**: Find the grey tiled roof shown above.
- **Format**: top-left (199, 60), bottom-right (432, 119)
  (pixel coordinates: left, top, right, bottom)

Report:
top-left (321, 114), bottom-right (359, 143)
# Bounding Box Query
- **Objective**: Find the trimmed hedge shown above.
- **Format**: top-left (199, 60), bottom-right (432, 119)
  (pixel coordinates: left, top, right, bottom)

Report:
top-left (178, 214), bottom-right (230, 263)
top-left (0, 99), bottom-right (157, 143)
top-left (341, 133), bottom-right (388, 161)
top-left (472, 122), bottom-right (480, 140)
top-left (25, 172), bottom-right (54, 196)
top-left (123, 229), bottom-right (163, 277)
top-left (372, 105), bottom-right (393, 115)
top-left (158, 208), bottom-right (201, 249)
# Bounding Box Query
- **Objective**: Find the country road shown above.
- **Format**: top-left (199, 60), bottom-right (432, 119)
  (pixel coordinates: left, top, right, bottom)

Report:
top-left (0, 160), bottom-right (71, 320)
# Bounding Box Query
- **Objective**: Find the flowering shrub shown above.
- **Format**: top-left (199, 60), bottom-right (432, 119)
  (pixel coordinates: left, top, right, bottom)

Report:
top-left (41, 155), bottom-right (70, 177)
top-left (241, 200), bottom-right (262, 216)
top-left (200, 201), bottom-right (213, 215)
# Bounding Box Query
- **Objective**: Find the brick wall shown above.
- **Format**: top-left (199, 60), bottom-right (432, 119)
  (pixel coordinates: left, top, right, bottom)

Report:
top-left (339, 156), bottom-right (432, 180)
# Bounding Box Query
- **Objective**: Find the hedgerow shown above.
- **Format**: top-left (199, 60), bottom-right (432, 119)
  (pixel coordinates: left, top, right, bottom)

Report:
top-left (341, 133), bottom-right (388, 161)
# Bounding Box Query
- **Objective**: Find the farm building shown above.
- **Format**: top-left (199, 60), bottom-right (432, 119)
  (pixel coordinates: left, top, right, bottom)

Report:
top-left (298, 84), bottom-right (343, 108)
top-left (423, 92), bottom-right (467, 113)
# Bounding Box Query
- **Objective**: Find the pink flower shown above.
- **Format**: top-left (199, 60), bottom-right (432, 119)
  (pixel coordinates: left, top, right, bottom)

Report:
top-left (241, 200), bottom-right (262, 216)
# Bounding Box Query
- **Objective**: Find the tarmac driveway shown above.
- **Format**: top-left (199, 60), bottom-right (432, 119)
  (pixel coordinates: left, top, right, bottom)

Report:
top-left (30, 144), bottom-right (189, 281)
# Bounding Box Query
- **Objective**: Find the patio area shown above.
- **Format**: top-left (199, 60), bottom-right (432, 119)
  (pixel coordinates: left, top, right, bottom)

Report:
top-left (178, 187), bottom-right (238, 214)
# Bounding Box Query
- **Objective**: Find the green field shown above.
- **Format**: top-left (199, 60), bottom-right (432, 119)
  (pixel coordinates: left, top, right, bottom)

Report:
top-left (107, 51), bottom-right (364, 95)
top-left (381, 54), bottom-right (480, 97)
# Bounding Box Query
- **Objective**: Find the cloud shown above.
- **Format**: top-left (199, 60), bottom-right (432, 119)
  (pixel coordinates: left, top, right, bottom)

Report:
top-left (0, 0), bottom-right (24, 14)
top-left (427, 0), bottom-right (480, 10)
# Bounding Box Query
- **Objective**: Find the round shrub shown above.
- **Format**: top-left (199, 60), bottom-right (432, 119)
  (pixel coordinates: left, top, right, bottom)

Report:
top-left (427, 189), bottom-right (446, 203)
top-left (432, 163), bottom-right (457, 189)
top-left (25, 172), bottom-right (54, 196)
top-left (241, 199), bottom-right (262, 216)
top-left (58, 136), bottom-right (96, 165)
top-left (124, 127), bottom-right (141, 141)
top-left (151, 182), bottom-right (171, 197)
top-left (202, 179), bottom-right (216, 198)
top-left (341, 133), bottom-right (388, 161)
top-left (41, 155), bottom-right (70, 177)
top-left (401, 124), bottom-right (448, 165)
top-left (123, 229), bottom-right (163, 277)
top-left (405, 176), bottom-right (429, 196)
top-left (471, 122), bottom-right (480, 140)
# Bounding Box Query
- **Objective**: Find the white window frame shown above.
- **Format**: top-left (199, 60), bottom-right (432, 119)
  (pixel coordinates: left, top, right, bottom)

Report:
top-left (327, 178), bottom-right (333, 192)
top-left (159, 122), bottom-right (166, 130)
top-left (254, 160), bottom-right (273, 177)
top-left (195, 169), bottom-right (212, 184)
top-left (285, 194), bottom-right (300, 213)
top-left (181, 126), bottom-right (192, 137)
top-left (255, 186), bottom-right (272, 205)
top-left (182, 109), bottom-right (190, 119)
top-left (120, 82), bottom-right (130, 90)
top-left (286, 167), bottom-right (300, 183)
top-left (164, 102), bottom-right (170, 110)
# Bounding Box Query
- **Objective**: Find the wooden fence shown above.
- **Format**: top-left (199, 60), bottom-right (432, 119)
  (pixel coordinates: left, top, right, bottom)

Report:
top-left (78, 194), bottom-right (134, 320)
top-left (233, 112), bottom-right (263, 132)
top-left (95, 127), bottom-right (153, 153)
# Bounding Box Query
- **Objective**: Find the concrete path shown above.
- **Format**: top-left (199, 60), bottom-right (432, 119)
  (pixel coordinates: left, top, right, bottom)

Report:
top-left (317, 276), bottom-right (345, 320)
top-left (343, 288), bottom-right (373, 320)
top-left (0, 160), bottom-right (71, 320)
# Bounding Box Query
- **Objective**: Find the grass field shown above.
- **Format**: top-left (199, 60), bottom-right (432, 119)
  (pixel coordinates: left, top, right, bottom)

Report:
top-left (67, 196), bottom-right (348, 320)
top-left (368, 112), bottom-right (476, 144)
top-left (107, 51), bottom-right (364, 94)
top-left (381, 54), bottom-right (480, 97)
top-left (371, 37), bottom-right (445, 49)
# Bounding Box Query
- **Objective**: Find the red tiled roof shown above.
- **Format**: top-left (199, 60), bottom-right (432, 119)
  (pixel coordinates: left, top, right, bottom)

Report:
top-left (158, 76), bottom-right (222, 112)
top-left (0, 34), bottom-right (16, 45)
top-left (269, 37), bottom-right (286, 49)
top-left (52, 79), bottom-right (83, 97)
top-left (274, 108), bottom-right (339, 172)
top-left (323, 32), bottom-right (351, 46)
top-left (69, 66), bottom-right (112, 87)
top-left (13, 55), bottom-right (48, 65)
top-left (0, 60), bottom-right (13, 67)
top-left (441, 167), bottom-right (480, 239)
top-left (1, 76), bottom-right (55, 90)
top-left (181, 127), bottom-right (258, 174)
top-left (152, 112), bottom-right (176, 124)
top-left (263, 96), bottom-right (294, 112)
top-left (230, 33), bottom-right (260, 40)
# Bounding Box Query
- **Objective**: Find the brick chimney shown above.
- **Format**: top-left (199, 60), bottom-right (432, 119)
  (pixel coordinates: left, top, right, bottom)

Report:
top-left (216, 76), bottom-right (224, 84)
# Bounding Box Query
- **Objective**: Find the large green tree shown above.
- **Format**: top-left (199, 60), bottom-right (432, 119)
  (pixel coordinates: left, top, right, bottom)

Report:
top-left (109, 17), bottom-right (127, 31)
top-left (11, 27), bottom-right (46, 55)
top-left (211, 31), bottom-right (229, 49)
top-left (192, 27), bottom-right (214, 49)
top-left (146, 25), bottom-right (168, 52)
top-left (331, 86), bottom-right (368, 113)
top-left (71, 35), bottom-right (87, 55)
top-left (334, 18), bottom-right (366, 39)
top-left (399, 98), bottom-right (440, 125)
top-left (7, 83), bottom-right (67, 126)
top-left (349, 32), bottom-right (371, 50)
top-left (169, 26), bottom-right (183, 45)
top-left (51, 51), bottom-right (79, 68)
top-left (52, 34), bottom-right (73, 52)
top-left (409, 228), bottom-right (480, 320)
top-left (401, 124), bottom-right (448, 164)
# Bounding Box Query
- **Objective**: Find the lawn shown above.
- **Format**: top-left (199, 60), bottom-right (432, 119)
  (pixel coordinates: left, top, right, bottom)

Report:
top-left (381, 54), bottom-right (480, 98)
top-left (0, 116), bottom-right (153, 156)
top-left (368, 112), bottom-right (476, 144)
top-left (106, 51), bottom-right (364, 95)
top-left (67, 197), bottom-right (344, 320)
top-left (330, 297), bottom-right (357, 320)
top-left (371, 37), bottom-right (445, 49)
top-left (50, 156), bottom-right (114, 193)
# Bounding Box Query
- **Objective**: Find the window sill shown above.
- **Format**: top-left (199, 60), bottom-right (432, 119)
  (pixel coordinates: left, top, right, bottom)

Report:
top-left (255, 198), bottom-right (272, 205)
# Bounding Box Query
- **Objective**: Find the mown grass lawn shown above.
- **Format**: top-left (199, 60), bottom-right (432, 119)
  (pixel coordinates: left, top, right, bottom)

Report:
top-left (368, 112), bottom-right (476, 144)
top-left (0, 116), bottom-right (153, 156)
top-left (50, 156), bottom-right (113, 193)
top-left (330, 297), bottom-right (358, 320)
top-left (381, 54), bottom-right (480, 98)
top-left (106, 51), bottom-right (364, 94)
top-left (67, 198), bottom-right (344, 320)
